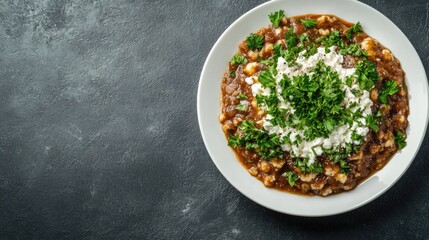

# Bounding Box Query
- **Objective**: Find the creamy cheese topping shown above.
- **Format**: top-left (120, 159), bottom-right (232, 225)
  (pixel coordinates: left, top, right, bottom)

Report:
top-left (251, 46), bottom-right (372, 165)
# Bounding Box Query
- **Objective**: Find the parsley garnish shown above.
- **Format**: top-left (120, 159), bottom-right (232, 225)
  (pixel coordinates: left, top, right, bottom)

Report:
top-left (352, 132), bottom-right (363, 142)
top-left (345, 76), bottom-right (353, 87)
top-left (285, 27), bottom-right (298, 49)
top-left (315, 30), bottom-right (343, 48)
top-left (279, 61), bottom-right (353, 140)
top-left (246, 33), bottom-right (264, 50)
top-left (282, 171), bottom-right (299, 187)
top-left (375, 109), bottom-right (382, 117)
top-left (316, 30), bottom-right (367, 57)
top-left (258, 69), bottom-right (277, 88)
top-left (366, 114), bottom-right (379, 132)
top-left (260, 58), bottom-right (275, 66)
top-left (339, 43), bottom-right (367, 57)
top-left (379, 80), bottom-right (399, 104)
top-left (229, 71), bottom-right (236, 77)
top-left (269, 10), bottom-right (285, 28)
top-left (351, 89), bottom-right (361, 96)
top-left (354, 60), bottom-right (379, 90)
top-left (339, 160), bottom-right (350, 174)
top-left (228, 121), bottom-right (284, 159)
top-left (394, 131), bottom-right (407, 150)
top-left (324, 145), bottom-right (356, 175)
top-left (295, 158), bottom-right (323, 174)
top-left (235, 104), bottom-right (247, 111)
top-left (230, 54), bottom-right (247, 65)
top-left (300, 19), bottom-right (317, 29)
top-left (237, 93), bottom-right (246, 100)
top-left (345, 22), bottom-right (362, 41)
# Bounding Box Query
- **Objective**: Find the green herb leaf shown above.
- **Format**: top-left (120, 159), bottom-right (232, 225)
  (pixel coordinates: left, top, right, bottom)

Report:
top-left (230, 54), bottom-right (247, 65)
top-left (340, 160), bottom-right (351, 174)
top-left (228, 121), bottom-right (284, 159)
top-left (246, 33), bottom-right (264, 50)
top-left (300, 19), bottom-right (317, 29)
top-left (237, 93), bottom-right (246, 100)
top-left (366, 114), bottom-right (379, 132)
top-left (394, 131), bottom-right (407, 150)
top-left (339, 43), bottom-right (367, 57)
top-left (260, 58), bottom-right (275, 66)
top-left (316, 29), bottom-right (368, 57)
top-left (352, 132), bottom-right (363, 142)
top-left (345, 76), bottom-right (353, 87)
top-left (227, 134), bottom-right (240, 148)
top-left (324, 145), bottom-right (355, 174)
top-left (324, 118), bottom-right (335, 132)
top-left (282, 171), bottom-right (299, 187)
top-left (354, 60), bottom-right (379, 91)
top-left (269, 10), bottom-right (285, 28)
top-left (258, 69), bottom-right (277, 88)
top-left (285, 27), bottom-right (298, 49)
top-left (229, 71), bottom-right (236, 77)
top-left (235, 104), bottom-right (247, 111)
top-left (375, 109), bottom-right (382, 117)
top-left (316, 30), bottom-right (343, 48)
top-left (379, 80), bottom-right (399, 104)
top-left (345, 22), bottom-right (362, 41)
top-left (295, 158), bottom-right (323, 174)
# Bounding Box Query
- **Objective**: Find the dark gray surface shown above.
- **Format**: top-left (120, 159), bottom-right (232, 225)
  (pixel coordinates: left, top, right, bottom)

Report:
top-left (0, 0), bottom-right (428, 239)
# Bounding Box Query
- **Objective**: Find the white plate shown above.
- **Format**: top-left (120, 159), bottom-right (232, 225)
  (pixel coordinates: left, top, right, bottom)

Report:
top-left (197, 0), bottom-right (428, 216)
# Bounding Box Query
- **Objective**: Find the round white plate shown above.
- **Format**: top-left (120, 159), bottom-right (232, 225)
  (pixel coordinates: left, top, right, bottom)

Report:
top-left (197, 0), bottom-right (428, 216)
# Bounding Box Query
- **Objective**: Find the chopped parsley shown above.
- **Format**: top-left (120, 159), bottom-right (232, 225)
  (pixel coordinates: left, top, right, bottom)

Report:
top-left (354, 60), bottom-right (379, 90)
top-left (394, 131), bottom-right (407, 150)
top-left (300, 19), bottom-right (317, 29)
top-left (375, 109), bottom-right (382, 117)
top-left (228, 120), bottom-right (284, 159)
top-left (237, 93), bottom-right (246, 100)
top-left (366, 114), bottom-right (379, 132)
top-left (339, 160), bottom-right (351, 174)
top-left (258, 69), bottom-right (277, 88)
top-left (345, 22), bottom-right (362, 41)
top-left (315, 30), bottom-right (343, 48)
top-left (229, 71), bottom-right (236, 77)
top-left (269, 10), bottom-right (285, 28)
top-left (379, 80), bottom-right (399, 104)
top-left (279, 61), bottom-right (354, 140)
top-left (282, 171), bottom-right (299, 187)
top-left (246, 33), bottom-right (264, 50)
top-left (256, 92), bottom-right (287, 128)
top-left (322, 144), bottom-right (357, 175)
top-left (295, 158), bottom-right (323, 174)
top-left (235, 104), bottom-right (247, 111)
top-left (339, 43), bottom-right (367, 57)
top-left (316, 30), bottom-right (367, 57)
top-left (230, 54), bottom-right (247, 65)
top-left (285, 27), bottom-right (299, 49)
top-left (260, 58), bottom-right (275, 66)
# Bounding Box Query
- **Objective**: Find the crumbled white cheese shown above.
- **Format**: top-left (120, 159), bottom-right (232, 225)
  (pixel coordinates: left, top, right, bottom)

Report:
top-left (245, 76), bottom-right (254, 85)
top-left (251, 83), bottom-right (271, 96)
top-left (252, 47), bottom-right (373, 165)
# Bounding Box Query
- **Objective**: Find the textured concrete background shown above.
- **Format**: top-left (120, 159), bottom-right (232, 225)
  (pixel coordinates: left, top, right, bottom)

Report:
top-left (0, 0), bottom-right (428, 239)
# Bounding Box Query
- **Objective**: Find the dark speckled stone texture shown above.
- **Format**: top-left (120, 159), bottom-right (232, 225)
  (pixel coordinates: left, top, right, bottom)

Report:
top-left (0, 0), bottom-right (428, 239)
